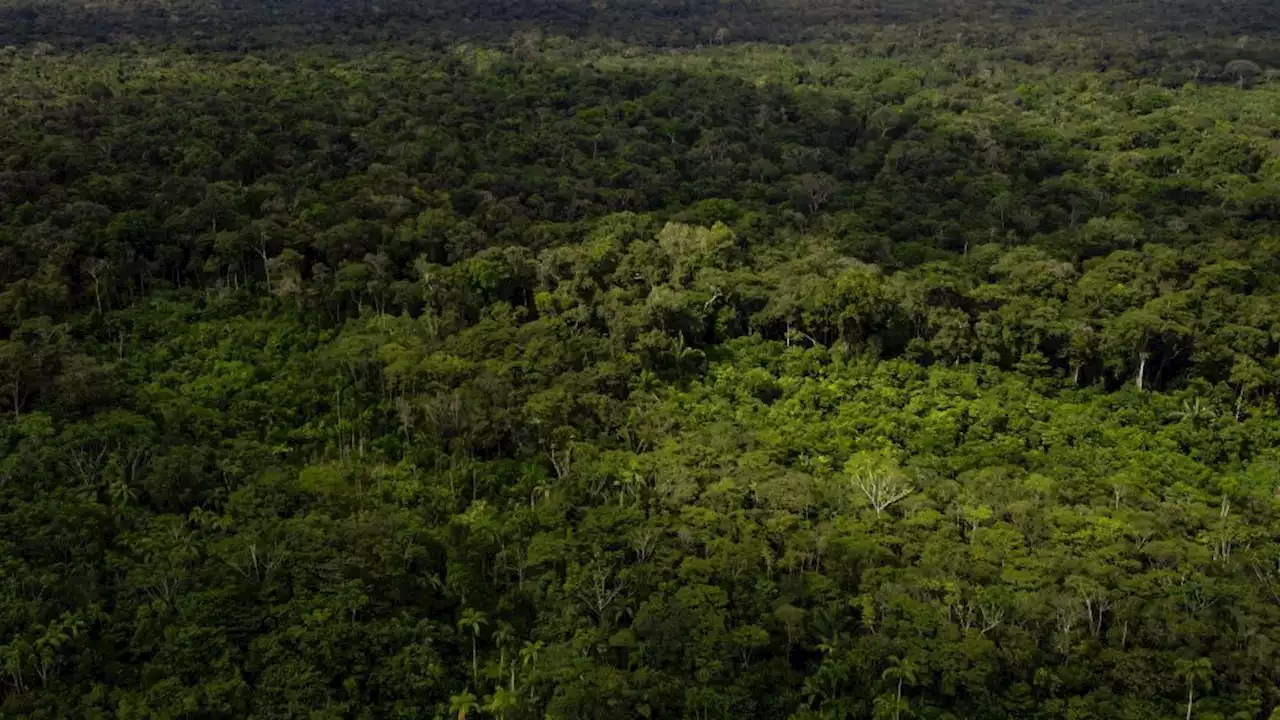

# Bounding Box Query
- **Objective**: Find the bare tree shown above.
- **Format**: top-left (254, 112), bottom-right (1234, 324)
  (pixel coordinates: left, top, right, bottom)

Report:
top-left (223, 538), bottom-right (289, 584)
top-left (547, 442), bottom-right (573, 480)
top-left (0, 340), bottom-right (31, 420)
top-left (1053, 596), bottom-right (1080, 655)
top-left (979, 598), bottom-right (1006, 634)
top-left (574, 564), bottom-right (627, 623)
top-left (82, 258), bottom-right (111, 313)
top-left (631, 527), bottom-right (661, 562)
top-left (798, 173), bottom-right (837, 214)
top-left (1067, 576), bottom-right (1111, 637)
top-left (255, 230), bottom-right (273, 293)
top-left (845, 453), bottom-right (914, 516)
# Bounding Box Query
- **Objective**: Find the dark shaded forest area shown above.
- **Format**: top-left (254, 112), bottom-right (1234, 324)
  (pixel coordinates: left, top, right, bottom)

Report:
top-left (2, 0), bottom-right (1280, 718)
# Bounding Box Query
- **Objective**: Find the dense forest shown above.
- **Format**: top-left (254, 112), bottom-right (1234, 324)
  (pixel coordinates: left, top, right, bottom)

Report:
top-left (3, 0), bottom-right (1280, 717)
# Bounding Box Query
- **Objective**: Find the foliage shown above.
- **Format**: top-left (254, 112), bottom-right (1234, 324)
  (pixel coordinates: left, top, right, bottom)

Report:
top-left (2, 0), bottom-right (1280, 718)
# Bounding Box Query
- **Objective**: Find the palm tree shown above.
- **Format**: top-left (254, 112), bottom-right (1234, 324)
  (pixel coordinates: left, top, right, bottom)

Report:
top-left (493, 623), bottom-right (516, 691)
top-left (1175, 657), bottom-right (1213, 720)
top-left (881, 655), bottom-right (920, 720)
top-left (449, 690), bottom-right (480, 720)
top-left (816, 630), bottom-right (841, 656)
top-left (485, 687), bottom-right (520, 720)
top-left (1170, 397), bottom-right (1215, 423)
top-left (458, 609), bottom-right (488, 683)
top-left (520, 640), bottom-right (544, 700)
top-left (517, 638), bottom-right (542, 696)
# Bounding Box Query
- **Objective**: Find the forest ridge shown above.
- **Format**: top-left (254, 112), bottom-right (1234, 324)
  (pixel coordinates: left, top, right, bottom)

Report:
top-left (2, 0), bottom-right (1280, 718)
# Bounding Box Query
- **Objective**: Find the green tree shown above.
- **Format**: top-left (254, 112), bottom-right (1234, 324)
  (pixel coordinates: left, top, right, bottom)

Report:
top-left (449, 690), bottom-right (481, 720)
top-left (1175, 658), bottom-right (1213, 720)
top-left (882, 655), bottom-right (920, 720)
top-left (458, 609), bottom-right (488, 684)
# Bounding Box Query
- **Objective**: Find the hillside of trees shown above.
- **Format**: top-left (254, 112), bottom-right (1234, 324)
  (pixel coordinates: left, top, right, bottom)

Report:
top-left (3, 0), bottom-right (1280, 718)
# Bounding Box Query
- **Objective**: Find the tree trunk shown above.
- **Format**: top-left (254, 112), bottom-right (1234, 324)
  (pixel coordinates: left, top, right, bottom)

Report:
top-left (257, 234), bottom-right (272, 293)
top-left (1135, 351), bottom-right (1149, 391)
top-left (1186, 684), bottom-right (1193, 720)
top-left (896, 677), bottom-right (903, 720)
